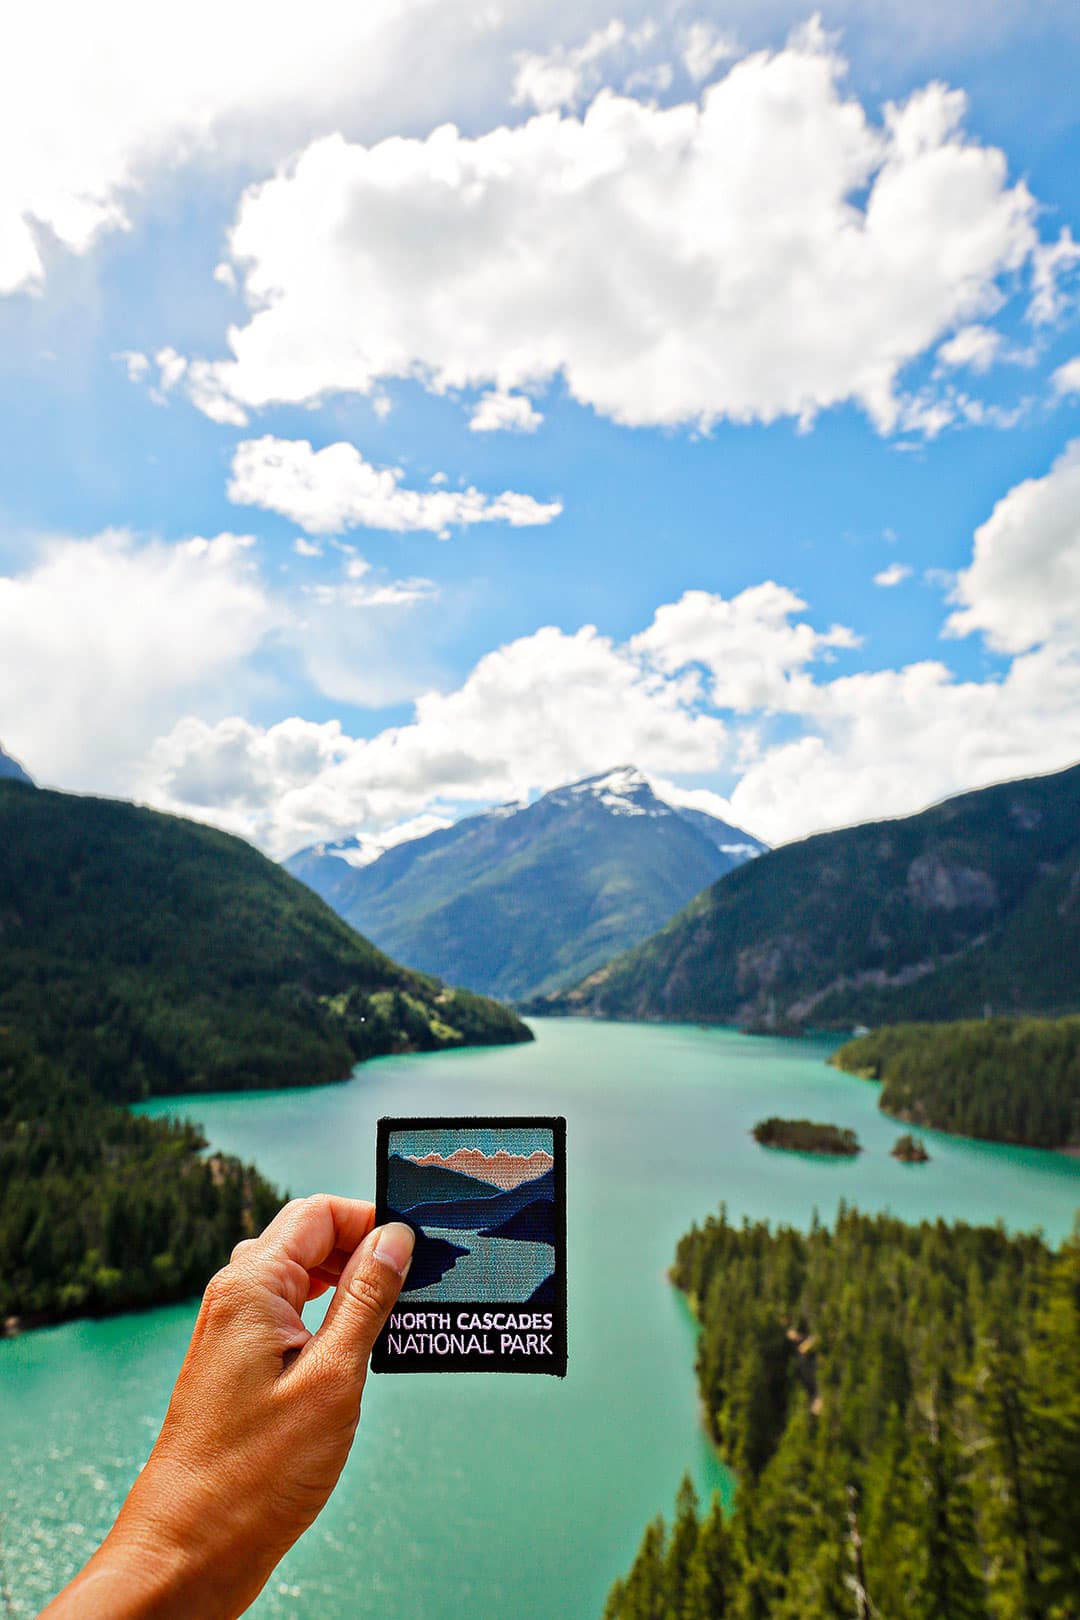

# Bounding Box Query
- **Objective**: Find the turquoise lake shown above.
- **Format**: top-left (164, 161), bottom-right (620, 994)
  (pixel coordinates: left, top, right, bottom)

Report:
top-left (3, 1018), bottom-right (1079, 1617)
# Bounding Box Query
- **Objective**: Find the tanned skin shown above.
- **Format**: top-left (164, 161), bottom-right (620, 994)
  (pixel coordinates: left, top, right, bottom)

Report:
top-left (43, 1197), bottom-right (415, 1619)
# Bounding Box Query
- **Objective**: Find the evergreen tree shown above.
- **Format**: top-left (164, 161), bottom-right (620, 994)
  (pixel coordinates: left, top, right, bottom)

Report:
top-left (604, 1210), bottom-right (1079, 1620)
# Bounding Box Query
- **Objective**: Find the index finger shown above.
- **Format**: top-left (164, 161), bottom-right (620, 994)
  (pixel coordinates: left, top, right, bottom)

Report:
top-left (245, 1194), bottom-right (377, 1280)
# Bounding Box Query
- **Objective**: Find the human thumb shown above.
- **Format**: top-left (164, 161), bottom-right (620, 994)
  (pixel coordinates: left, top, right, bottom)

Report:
top-left (313, 1221), bottom-right (414, 1383)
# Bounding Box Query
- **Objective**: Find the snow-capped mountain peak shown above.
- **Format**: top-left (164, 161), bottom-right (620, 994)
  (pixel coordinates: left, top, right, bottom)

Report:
top-left (555, 765), bottom-right (664, 817)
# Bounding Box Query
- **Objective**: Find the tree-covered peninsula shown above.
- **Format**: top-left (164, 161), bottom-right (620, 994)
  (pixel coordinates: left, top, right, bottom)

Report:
top-left (604, 1207), bottom-right (1080, 1619)
top-left (832, 1015), bottom-right (1080, 1149)
top-left (0, 1032), bottom-right (283, 1328)
top-left (0, 779), bottom-right (531, 1103)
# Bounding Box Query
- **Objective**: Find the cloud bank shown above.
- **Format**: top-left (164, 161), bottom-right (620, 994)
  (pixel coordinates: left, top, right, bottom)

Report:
top-left (134, 441), bottom-right (1080, 856)
top-left (3, 439), bottom-right (1079, 856)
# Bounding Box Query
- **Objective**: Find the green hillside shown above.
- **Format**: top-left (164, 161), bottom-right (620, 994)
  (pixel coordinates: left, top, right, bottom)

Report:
top-left (287, 767), bottom-right (764, 1002)
top-left (833, 1015), bottom-right (1080, 1148)
top-left (542, 762), bottom-right (1080, 1029)
top-left (0, 1030), bottom-right (284, 1328)
top-left (605, 1207), bottom-right (1080, 1619)
top-left (0, 780), bottom-right (531, 1103)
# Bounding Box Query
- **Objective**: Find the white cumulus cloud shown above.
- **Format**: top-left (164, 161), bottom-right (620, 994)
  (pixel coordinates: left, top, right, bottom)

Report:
top-left (1052, 356), bottom-right (1080, 396)
top-left (181, 35), bottom-right (1037, 437)
top-left (511, 20), bottom-right (627, 112)
top-left (721, 640), bottom-right (1080, 843)
top-left (631, 583), bottom-right (860, 709)
top-left (945, 438), bottom-right (1080, 653)
top-left (469, 390), bottom-right (544, 433)
top-left (1027, 228), bottom-right (1080, 325)
top-left (936, 324), bottom-right (1003, 373)
top-left (0, 526), bottom-right (453, 793)
top-left (3, 1), bottom-right (1074, 301)
top-left (227, 436), bottom-right (562, 536)
top-left (874, 562), bottom-right (912, 586)
top-left (680, 21), bottom-right (739, 82)
top-left (0, 531), bottom-right (274, 787)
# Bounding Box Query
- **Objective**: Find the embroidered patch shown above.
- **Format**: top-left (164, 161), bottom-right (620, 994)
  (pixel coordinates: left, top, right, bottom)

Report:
top-left (371, 1115), bottom-right (566, 1376)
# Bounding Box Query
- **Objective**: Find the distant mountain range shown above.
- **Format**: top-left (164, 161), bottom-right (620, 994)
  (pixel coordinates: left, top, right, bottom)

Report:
top-left (287, 766), bottom-right (765, 1002)
top-left (479, 1197), bottom-right (555, 1244)
top-left (387, 1153), bottom-right (507, 1210)
top-left (401, 1168), bottom-right (556, 1230)
top-left (0, 744), bottom-right (32, 785)
top-left (0, 780), bottom-right (530, 1104)
top-left (538, 762), bottom-right (1080, 1029)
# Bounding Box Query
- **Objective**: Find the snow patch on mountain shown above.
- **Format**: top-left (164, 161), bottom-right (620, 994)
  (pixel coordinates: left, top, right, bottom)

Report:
top-left (315, 812), bottom-right (453, 868)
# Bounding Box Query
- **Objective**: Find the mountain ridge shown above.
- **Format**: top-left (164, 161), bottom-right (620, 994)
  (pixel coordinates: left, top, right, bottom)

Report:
top-left (0, 780), bottom-right (531, 1103)
top-left (0, 745), bottom-right (32, 785)
top-left (287, 766), bottom-right (765, 1002)
top-left (386, 1153), bottom-right (506, 1209)
top-left (401, 1168), bottom-right (557, 1229)
top-left (537, 761), bottom-right (1080, 1028)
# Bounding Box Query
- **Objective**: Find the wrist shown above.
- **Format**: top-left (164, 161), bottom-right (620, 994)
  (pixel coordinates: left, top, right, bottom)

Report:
top-left (108, 1451), bottom-right (260, 1620)
top-left (46, 1454), bottom-right (254, 1620)
top-left (43, 1519), bottom-right (218, 1620)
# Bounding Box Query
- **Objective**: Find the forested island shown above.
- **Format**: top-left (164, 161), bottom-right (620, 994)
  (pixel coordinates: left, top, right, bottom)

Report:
top-left (832, 1015), bottom-right (1080, 1148)
top-left (752, 1118), bottom-right (860, 1155)
top-left (604, 1206), bottom-right (1080, 1618)
top-left (0, 1033), bottom-right (283, 1330)
top-left (891, 1132), bottom-right (930, 1163)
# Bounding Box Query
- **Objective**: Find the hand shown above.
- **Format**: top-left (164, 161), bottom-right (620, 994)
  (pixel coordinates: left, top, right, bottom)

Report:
top-left (43, 1196), bottom-right (415, 1619)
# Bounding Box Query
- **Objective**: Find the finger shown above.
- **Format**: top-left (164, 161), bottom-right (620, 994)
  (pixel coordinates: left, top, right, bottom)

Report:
top-left (305, 1245), bottom-right (361, 1298)
top-left (239, 1195), bottom-right (376, 1290)
top-left (307, 1221), bottom-right (415, 1385)
top-left (307, 1247), bottom-right (356, 1285)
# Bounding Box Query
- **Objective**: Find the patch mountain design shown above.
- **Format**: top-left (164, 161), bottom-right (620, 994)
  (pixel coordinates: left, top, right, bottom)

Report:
top-left (399, 1167), bottom-right (556, 1229)
top-left (479, 1198), bottom-right (556, 1244)
top-left (286, 765), bottom-right (765, 1001)
top-left (386, 1153), bottom-right (503, 1210)
top-left (372, 1116), bottom-right (567, 1376)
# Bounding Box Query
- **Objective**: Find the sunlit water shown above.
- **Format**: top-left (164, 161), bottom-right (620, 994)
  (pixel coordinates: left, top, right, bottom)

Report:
top-left (3, 1019), bottom-right (1078, 1617)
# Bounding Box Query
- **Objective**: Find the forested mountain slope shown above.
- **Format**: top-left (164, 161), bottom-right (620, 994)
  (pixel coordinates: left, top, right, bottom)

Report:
top-left (543, 762), bottom-right (1080, 1029)
top-left (0, 780), bottom-right (530, 1103)
top-left (287, 766), bottom-right (765, 1002)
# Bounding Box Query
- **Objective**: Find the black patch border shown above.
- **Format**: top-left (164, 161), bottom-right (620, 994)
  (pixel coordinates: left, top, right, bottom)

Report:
top-left (371, 1114), bottom-right (566, 1377)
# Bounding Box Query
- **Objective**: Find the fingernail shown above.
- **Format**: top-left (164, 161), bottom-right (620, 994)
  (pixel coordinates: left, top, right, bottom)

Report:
top-left (373, 1221), bottom-right (415, 1278)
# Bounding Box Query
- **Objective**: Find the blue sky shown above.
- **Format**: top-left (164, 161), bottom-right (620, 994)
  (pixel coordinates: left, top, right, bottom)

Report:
top-left (1, 0), bottom-right (1079, 857)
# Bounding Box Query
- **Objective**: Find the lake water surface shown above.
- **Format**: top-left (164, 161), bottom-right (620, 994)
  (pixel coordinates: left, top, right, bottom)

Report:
top-left (4, 1019), bottom-right (1079, 1617)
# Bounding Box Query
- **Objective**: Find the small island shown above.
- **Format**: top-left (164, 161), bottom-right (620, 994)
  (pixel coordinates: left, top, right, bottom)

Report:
top-left (752, 1117), bottom-right (861, 1156)
top-left (891, 1132), bottom-right (930, 1163)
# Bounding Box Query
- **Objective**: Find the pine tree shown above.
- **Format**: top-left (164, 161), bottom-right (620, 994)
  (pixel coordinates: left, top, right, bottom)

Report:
top-left (665, 1476), bottom-right (700, 1613)
top-left (682, 1494), bottom-right (734, 1620)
